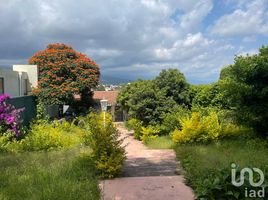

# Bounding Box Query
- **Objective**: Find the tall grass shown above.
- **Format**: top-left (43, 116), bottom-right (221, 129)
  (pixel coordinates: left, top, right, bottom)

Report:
top-left (145, 135), bottom-right (175, 149)
top-left (174, 138), bottom-right (268, 199)
top-left (0, 148), bottom-right (100, 200)
top-left (175, 138), bottom-right (268, 173)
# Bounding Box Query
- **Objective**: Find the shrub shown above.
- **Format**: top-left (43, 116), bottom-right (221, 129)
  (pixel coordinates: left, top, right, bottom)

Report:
top-left (34, 101), bottom-right (50, 124)
top-left (220, 124), bottom-right (253, 139)
top-left (126, 118), bottom-right (143, 139)
top-left (0, 132), bottom-right (13, 152)
top-left (172, 111), bottom-right (248, 144)
top-left (160, 106), bottom-right (190, 134)
top-left (79, 112), bottom-right (125, 178)
top-left (0, 94), bottom-right (24, 138)
top-left (172, 112), bottom-right (221, 143)
top-left (140, 125), bottom-right (160, 144)
top-left (22, 120), bottom-right (86, 151)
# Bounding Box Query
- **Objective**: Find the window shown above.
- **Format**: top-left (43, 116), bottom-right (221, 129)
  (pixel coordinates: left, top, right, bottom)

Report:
top-left (0, 77), bottom-right (4, 94)
top-left (24, 79), bottom-right (28, 95)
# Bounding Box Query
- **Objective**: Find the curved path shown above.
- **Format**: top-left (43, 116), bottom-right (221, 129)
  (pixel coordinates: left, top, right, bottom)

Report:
top-left (99, 123), bottom-right (195, 200)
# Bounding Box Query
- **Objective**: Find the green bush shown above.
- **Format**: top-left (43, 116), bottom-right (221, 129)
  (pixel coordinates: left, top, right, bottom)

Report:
top-left (160, 106), bottom-right (190, 134)
top-left (22, 120), bottom-right (86, 151)
top-left (80, 112), bottom-right (125, 178)
top-left (140, 125), bottom-right (160, 144)
top-left (0, 132), bottom-right (14, 152)
top-left (172, 112), bottom-right (221, 143)
top-left (126, 118), bottom-right (143, 139)
top-left (172, 111), bottom-right (249, 144)
top-left (220, 123), bottom-right (253, 139)
top-left (0, 131), bottom-right (28, 153)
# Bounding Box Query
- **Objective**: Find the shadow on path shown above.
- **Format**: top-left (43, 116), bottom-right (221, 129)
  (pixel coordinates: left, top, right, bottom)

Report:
top-left (100, 123), bottom-right (195, 200)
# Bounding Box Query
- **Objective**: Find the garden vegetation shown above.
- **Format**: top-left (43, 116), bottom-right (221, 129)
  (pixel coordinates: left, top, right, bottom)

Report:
top-left (118, 45), bottom-right (268, 199)
top-left (0, 95), bottom-right (125, 199)
top-left (0, 43), bottom-right (124, 200)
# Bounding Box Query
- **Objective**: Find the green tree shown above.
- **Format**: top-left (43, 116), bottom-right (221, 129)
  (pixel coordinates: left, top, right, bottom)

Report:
top-left (118, 80), bottom-right (176, 125)
top-left (192, 83), bottom-right (227, 109)
top-left (29, 43), bottom-right (100, 105)
top-left (219, 65), bottom-right (233, 80)
top-left (154, 69), bottom-right (190, 106)
top-left (220, 46), bottom-right (268, 136)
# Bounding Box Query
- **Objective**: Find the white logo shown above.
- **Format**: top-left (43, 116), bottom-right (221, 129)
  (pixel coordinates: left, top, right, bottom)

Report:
top-left (231, 163), bottom-right (264, 187)
top-left (231, 163), bottom-right (265, 198)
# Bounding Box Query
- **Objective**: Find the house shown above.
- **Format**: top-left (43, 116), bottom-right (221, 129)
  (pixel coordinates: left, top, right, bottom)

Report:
top-left (0, 65), bottom-right (38, 97)
top-left (93, 91), bottom-right (124, 121)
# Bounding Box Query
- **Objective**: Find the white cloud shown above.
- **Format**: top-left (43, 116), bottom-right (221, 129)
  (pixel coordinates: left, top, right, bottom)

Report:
top-left (0, 0), bottom-right (264, 83)
top-left (154, 33), bottom-right (214, 61)
top-left (179, 0), bottom-right (213, 31)
top-left (210, 0), bottom-right (268, 37)
top-left (237, 48), bottom-right (259, 56)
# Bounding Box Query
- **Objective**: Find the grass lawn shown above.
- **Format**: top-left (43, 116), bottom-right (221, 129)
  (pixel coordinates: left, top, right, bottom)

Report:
top-left (0, 148), bottom-right (100, 200)
top-left (145, 135), bottom-right (175, 149)
top-left (175, 138), bottom-right (268, 175)
top-left (174, 138), bottom-right (268, 199)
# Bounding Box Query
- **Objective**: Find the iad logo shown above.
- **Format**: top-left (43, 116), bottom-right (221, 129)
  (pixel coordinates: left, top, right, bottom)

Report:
top-left (231, 163), bottom-right (265, 198)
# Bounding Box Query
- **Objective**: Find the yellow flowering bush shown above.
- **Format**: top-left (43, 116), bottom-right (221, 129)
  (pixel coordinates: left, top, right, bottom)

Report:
top-left (140, 125), bottom-right (160, 144)
top-left (79, 112), bottom-right (125, 178)
top-left (22, 120), bottom-right (87, 151)
top-left (172, 112), bottom-right (221, 143)
top-left (126, 118), bottom-right (143, 139)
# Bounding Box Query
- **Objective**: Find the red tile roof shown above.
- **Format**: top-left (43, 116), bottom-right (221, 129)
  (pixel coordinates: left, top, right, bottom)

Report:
top-left (93, 91), bottom-right (119, 105)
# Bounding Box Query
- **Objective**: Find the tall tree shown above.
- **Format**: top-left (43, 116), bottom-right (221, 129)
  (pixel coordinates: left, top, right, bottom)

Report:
top-left (220, 46), bottom-right (268, 136)
top-left (192, 83), bottom-right (228, 109)
top-left (29, 43), bottom-right (100, 105)
top-left (154, 69), bottom-right (190, 106)
top-left (117, 80), bottom-right (176, 125)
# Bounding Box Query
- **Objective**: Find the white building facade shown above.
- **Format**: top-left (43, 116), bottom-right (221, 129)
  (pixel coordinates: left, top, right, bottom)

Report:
top-left (0, 65), bottom-right (38, 97)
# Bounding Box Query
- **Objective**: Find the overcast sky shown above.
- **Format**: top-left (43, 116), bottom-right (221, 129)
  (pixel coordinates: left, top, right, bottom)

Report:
top-left (0, 0), bottom-right (267, 83)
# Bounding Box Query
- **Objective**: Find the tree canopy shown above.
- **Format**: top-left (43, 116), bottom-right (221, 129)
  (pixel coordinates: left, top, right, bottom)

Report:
top-left (118, 80), bottom-right (176, 125)
top-left (154, 69), bottom-right (190, 106)
top-left (118, 68), bottom-right (190, 126)
top-left (220, 46), bottom-right (268, 136)
top-left (29, 43), bottom-right (100, 105)
top-left (191, 83), bottom-right (227, 109)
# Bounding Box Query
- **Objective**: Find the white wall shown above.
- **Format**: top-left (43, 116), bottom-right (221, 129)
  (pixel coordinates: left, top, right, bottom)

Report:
top-left (13, 65), bottom-right (38, 88)
top-left (0, 70), bottom-right (20, 97)
top-left (0, 65), bottom-right (38, 97)
top-left (0, 68), bottom-right (32, 97)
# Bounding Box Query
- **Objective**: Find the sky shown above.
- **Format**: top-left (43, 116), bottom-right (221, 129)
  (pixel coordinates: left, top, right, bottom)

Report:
top-left (0, 0), bottom-right (267, 84)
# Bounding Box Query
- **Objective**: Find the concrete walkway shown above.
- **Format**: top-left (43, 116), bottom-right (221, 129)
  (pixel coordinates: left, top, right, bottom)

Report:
top-left (100, 123), bottom-right (195, 200)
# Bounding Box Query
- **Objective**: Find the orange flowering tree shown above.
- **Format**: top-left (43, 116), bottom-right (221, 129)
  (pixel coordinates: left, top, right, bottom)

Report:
top-left (29, 43), bottom-right (100, 105)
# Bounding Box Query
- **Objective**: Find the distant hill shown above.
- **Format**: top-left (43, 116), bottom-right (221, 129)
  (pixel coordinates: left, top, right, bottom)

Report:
top-left (100, 75), bottom-right (133, 85)
top-left (0, 66), bottom-right (11, 70)
top-left (0, 66), bottom-right (133, 85)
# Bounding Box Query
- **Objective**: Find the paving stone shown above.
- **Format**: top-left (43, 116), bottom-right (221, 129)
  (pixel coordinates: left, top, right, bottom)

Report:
top-left (100, 123), bottom-right (195, 200)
